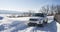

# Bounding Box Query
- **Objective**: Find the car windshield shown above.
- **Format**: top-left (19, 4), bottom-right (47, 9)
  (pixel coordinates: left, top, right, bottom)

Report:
top-left (33, 13), bottom-right (44, 17)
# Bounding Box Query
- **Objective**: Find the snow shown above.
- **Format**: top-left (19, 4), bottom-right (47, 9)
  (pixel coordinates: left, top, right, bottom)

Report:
top-left (0, 15), bottom-right (60, 32)
top-left (57, 22), bottom-right (60, 32)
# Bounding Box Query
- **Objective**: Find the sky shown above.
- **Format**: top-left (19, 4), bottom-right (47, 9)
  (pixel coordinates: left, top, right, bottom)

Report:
top-left (0, 0), bottom-right (60, 12)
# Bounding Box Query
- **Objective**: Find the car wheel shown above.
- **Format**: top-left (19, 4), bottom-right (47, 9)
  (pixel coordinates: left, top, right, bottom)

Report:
top-left (28, 22), bottom-right (37, 26)
top-left (28, 22), bottom-right (32, 26)
top-left (43, 20), bottom-right (47, 24)
top-left (37, 24), bottom-right (43, 27)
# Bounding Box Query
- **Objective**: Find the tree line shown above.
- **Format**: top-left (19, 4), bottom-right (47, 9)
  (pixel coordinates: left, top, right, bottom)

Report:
top-left (39, 5), bottom-right (60, 15)
top-left (25, 5), bottom-right (60, 16)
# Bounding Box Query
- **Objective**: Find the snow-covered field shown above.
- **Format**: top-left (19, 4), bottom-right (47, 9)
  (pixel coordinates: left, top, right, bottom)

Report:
top-left (0, 14), bottom-right (60, 32)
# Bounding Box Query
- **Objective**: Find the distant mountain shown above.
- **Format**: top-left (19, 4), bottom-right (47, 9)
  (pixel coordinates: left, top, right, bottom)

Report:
top-left (0, 10), bottom-right (22, 14)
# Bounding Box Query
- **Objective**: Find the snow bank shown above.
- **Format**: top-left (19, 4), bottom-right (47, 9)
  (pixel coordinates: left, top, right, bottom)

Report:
top-left (47, 16), bottom-right (54, 23)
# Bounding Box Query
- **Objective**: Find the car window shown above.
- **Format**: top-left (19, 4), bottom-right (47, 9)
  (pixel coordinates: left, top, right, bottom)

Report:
top-left (33, 13), bottom-right (44, 17)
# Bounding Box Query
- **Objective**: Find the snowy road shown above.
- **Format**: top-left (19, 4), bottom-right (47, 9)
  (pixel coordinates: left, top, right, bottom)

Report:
top-left (0, 16), bottom-right (60, 32)
top-left (0, 20), bottom-right (57, 32)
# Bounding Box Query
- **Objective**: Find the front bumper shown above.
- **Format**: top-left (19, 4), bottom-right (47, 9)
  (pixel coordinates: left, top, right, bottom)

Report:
top-left (28, 22), bottom-right (43, 27)
top-left (29, 20), bottom-right (43, 24)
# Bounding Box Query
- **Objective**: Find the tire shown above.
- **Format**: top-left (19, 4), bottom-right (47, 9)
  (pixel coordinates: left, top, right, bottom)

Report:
top-left (28, 22), bottom-right (37, 26)
top-left (43, 18), bottom-right (48, 24)
top-left (54, 18), bottom-right (57, 21)
top-left (28, 22), bottom-right (32, 26)
top-left (37, 24), bottom-right (43, 27)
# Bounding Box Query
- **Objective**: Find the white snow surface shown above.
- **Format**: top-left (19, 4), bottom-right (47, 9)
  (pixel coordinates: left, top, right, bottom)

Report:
top-left (0, 15), bottom-right (60, 32)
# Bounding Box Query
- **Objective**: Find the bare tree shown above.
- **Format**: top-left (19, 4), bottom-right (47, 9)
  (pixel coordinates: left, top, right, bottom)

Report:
top-left (56, 5), bottom-right (60, 14)
top-left (28, 10), bottom-right (35, 16)
top-left (39, 5), bottom-right (49, 15)
top-left (39, 5), bottom-right (60, 15)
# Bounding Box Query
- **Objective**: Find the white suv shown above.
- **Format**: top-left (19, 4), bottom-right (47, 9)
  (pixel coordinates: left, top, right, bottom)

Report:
top-left (28, 13), bottom-right (48, 27)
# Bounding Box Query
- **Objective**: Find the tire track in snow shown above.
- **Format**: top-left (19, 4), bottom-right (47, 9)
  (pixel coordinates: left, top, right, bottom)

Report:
top-left (1, 21), bottom-right (28, 32)
top-left (10, 21), bottom-right (29, 32)
top-left (18, 27), bottom-right (36, 32)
